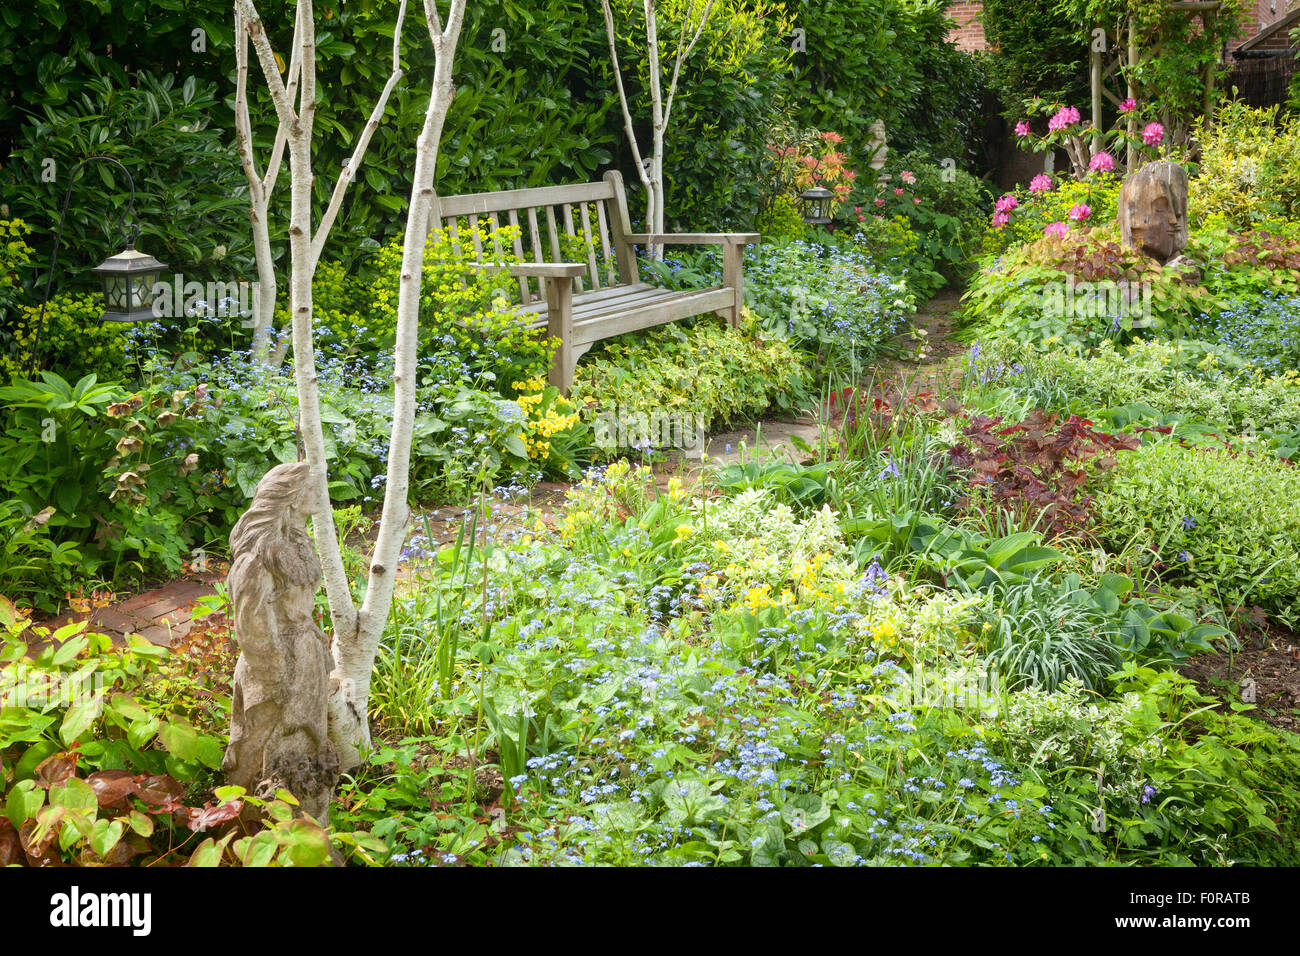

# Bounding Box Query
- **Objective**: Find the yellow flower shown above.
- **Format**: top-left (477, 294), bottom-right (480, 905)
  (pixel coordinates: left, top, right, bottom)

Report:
top-left (675, 523), bottom-right (694, 541)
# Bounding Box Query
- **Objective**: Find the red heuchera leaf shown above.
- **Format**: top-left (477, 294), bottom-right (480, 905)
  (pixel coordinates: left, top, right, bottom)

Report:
top-left (87, 769), bottom-right (141, 809)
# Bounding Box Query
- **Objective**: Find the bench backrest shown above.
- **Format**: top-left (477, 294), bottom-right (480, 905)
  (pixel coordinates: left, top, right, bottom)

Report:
top-left (429, 170), bottom-right (641, 305)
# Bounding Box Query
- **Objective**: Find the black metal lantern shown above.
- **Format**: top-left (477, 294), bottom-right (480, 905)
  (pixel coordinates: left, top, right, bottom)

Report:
top-left (28, 155), bottom-right (168, 377)
top-left (92, 243), bottom-right (167, 322)
top-left (797, 187), bottom-right (834, 226)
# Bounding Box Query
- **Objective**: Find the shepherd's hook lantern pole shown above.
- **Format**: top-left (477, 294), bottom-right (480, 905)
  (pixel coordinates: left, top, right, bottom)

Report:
top-left (28, 156), bottom-right (167, 378)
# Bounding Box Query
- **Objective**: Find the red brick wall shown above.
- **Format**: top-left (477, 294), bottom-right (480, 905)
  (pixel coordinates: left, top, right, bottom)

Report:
top-left (943, 0), bottom-right (1299, 56)
top-left (947, 0), bottom-right (987, 53)
top-left (1227, 0), bottom-right (1297, 50)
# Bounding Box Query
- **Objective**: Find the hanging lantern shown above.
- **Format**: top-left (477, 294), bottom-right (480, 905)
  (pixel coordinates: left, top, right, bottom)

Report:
top-left (92, 244), bottom-right (167, 323)
top-left (797, 187), bottom-right (834, 226)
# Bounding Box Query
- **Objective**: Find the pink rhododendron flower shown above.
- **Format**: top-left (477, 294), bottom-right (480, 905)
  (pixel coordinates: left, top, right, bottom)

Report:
top-left (857, 214), bottom-right (865, 222)
top-left (1043, 221), bottom-right (1070, 238)
top-left (1015, 121), bottom-right (1031, 138)
top-left (1048, 106), bottom-right (1081, 132)
top-left (1089, 151), bottom-right (1115, 173)
top-left (994, 194), bottom-right (1018, 214)
top-left (894, 187), bottom-right (905, 196)
top-left (913, 197), bottom-right (921, 205)
top-left (1142, 122), bottom-right (1164, 146)
top-left (900, 170), bottom-right (916, 184)
top-left (991, 212), bottom-right (1010, 228)
top-left (1029, 174), bottom-right (1053, 194)
top-left (874, 198), bottom-right (886, 207)
top-left (1068, 203), bottom-right (1091, 221)
top-left (1119, 98), bottom-right (1137, 113)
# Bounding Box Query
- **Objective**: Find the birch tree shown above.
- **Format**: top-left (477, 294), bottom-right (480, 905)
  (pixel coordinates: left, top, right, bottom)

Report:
top-left (233, 0), bottom-right (469, 770)
top-left (600, 0), bottom-right (718, 258)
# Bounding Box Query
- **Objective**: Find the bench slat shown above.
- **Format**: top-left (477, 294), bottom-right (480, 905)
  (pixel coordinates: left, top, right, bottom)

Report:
top-left (527, 207), bottom-right (544, 270)
top-left (467, 214), bottom-right (486, 263)
top-left (516, 282), bottom-right (657, 319)
top-left (437, 180), bottom-right (615, 219)
top-left (595, 199), bottom-right (616, 286)
top-left (561, 203), bottom-right (584, 295)
top-left (545, 206), bottom-right (563, 271)
top-left (447, 217), bottom-right (468, 290)
top-left (571, 288), bottom-right (736, 346)
top-left (506, 208), bottom-right (531, 302)
top-left (579, 201), bottom-right (601, 290)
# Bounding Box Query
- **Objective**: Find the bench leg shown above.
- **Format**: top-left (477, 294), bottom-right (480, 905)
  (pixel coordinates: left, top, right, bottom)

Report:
top-left (719, 242), bottom-right (743, 328)
top-left (545, 276), bottom-right (576, 393)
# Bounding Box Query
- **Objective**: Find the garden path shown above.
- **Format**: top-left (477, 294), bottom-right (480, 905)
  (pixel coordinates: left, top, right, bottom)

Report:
top-left (32, 291), bottom-right (973, 649)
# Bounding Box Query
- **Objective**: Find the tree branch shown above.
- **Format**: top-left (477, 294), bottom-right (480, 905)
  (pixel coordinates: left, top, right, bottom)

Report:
top-left (311, 0), bottom-right (409, 267)
top-left (234, 0), bottom-right (296, 129)
top-left (600, 0), bottom-right (650, 189)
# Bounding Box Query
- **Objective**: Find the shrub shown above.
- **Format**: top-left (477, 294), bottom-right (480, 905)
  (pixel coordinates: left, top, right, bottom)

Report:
top-left (570, 312), bottom-right (809, 433)
top-left (854, 149), bottom-right (991, 289)
top-left (963, 228), bottom-right (1218, 346)
top-left (281, 225), bottom-right (556, 392)
top-left (981, 175), bottom-right (1122, 255)
top-left (1095, 441), bottom-right (1300, 626)
top-left (3, 68), bottom-right (249, 277)
top-left (1001, 678), bottom-right (1164, 805)
top-left (1190, 100), bottom-right (1300, 229)
top-left (970, 337), bottom-right (1300, 440)
top-left (2, 293), bottom-right (129, 383)
top-left (743, 237), bottom-right (916, 371)
top-left (754, 194), bottom-right (809, 242)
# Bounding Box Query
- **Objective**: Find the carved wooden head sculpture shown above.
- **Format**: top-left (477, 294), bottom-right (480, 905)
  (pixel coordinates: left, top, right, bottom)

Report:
top-left (1118, 161), bottom-right (1189, 264)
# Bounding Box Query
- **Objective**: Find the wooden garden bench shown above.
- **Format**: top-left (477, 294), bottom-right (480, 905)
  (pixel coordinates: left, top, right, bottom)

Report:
top-left (429, 170), bottom-right (758, 392)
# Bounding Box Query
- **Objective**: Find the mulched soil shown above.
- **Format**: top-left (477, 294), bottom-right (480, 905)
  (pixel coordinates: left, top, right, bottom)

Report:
top-left (1180, 617), bottom-right (1300, 733)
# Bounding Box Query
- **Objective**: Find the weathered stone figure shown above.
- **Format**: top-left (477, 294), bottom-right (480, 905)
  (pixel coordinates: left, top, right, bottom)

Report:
top-left (1118, 160), bottom-right (1189, 264)
top-left (223, 461), bottom-right (338, 820)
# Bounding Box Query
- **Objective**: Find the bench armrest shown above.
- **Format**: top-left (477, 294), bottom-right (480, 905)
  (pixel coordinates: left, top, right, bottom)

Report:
top-left (467, 261), bottom-right (587, 278)
top-left (624, 232), bottom-right (760, 246)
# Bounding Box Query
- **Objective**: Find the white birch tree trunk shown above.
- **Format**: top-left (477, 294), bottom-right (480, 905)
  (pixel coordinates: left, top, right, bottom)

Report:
top-left (233, 0), bottom-right (468, 773)
top-left (327, 0), bottom-right (468, 768)
top-left (601, 0), bottom-right (717, 260)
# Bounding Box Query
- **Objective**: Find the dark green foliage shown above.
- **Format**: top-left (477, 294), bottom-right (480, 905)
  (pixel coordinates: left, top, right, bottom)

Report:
top-left (789, 0), bottom-right (992, 169)
top-left (980, 0), bottom-right (1089, 120)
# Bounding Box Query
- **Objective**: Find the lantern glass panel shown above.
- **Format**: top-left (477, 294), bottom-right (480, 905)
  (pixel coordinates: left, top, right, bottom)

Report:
top-left (102, 274), bottom-right (129, 311)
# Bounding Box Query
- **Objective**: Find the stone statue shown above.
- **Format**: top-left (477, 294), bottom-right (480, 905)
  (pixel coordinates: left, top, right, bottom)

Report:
top-left (867, 119), bottom-right (888, 173)
top-left (223, 462), bottom-right (338, 821)
top-left (1118, 160), bottom-right (1189, 264)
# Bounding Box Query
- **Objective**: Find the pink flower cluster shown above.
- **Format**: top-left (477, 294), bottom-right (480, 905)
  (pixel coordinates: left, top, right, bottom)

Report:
top-left (1089, 151), bottom-right (1115, 173)
top-left (1142, 122), bottom-right (1165, 146)
top-left (1048, 106), bottom-right (1081, 132)
top-left (1068, 203), bottom-right (1091, 221)
top-left (995, 194), bottom-right (1018, 215)
top-left (1043, 222), bottom-right (1070, 239)
top-left (1015, 121), bottom-right (1032, 138)
top-left (1119, 98), bottom-right (1137, 113)
top-left (1029, 174), bottom-right (1054, 194)
top-left (900, 170), bottom-right (916, 184)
